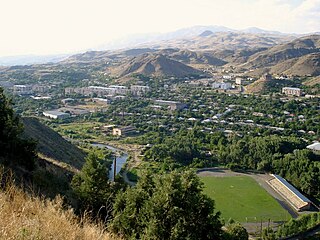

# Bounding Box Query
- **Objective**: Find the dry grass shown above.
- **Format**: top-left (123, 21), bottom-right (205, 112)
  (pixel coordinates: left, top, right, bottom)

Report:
top-left (0, 168), bottom-right (117, 240)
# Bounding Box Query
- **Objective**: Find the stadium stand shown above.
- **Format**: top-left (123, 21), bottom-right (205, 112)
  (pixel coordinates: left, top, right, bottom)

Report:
top-left (268, 174), bottom-right (311, 211)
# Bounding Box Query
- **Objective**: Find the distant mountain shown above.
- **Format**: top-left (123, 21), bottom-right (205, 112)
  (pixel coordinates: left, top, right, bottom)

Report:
top-left (241, 35), bottom-right (320, 76)
top-left (140, 31), bottom-right (296, 51)
top-left (159, 49), bottom-right (227, 66)
top-left (199, 30), bottom-right (214, 37)
top-left (240, 27), bottom-right (283, 35)
top-left (0, 54), bottom-right (70, 66)
top-left (109, 53), bottom-right (202, 77)
top-left (98, 25), bottom-right (234, 50)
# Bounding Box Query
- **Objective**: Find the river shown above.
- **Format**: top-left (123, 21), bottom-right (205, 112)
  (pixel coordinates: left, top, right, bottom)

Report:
top-left (91, 142), bottom-right (129, 181)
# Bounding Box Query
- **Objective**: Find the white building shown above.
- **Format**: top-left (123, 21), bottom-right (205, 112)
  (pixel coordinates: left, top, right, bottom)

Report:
top-left (13, 85), bottom-right (33, 95)
top-left (154, 100), bottom-right (187, 111)
top-left (43, 110), bottom-right (70, 119)
top-left (282, 87), bottom-right (302, 97)
top-left (130, 85), bottom-right (150, 95)
top-left (307, 142), bottom-right (320, 152)
top-left (235, 77), bottom-right (242, 85)
top-left (112, 126), bottom-right (136, 136)
top-left (212, 82), bottom-right (232, 90)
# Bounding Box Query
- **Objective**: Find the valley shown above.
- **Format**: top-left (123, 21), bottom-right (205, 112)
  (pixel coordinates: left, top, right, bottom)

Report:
top-left (0, 26), bottom-right (319, 239)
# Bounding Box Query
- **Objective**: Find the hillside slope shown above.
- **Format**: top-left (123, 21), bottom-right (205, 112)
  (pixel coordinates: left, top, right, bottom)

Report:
top-left (22, 117), bottom-right (86, 170)
top-left (110, 53), bottom-right (202, 77)
top-left (242, 35), bottom-right (320, 74)
top-left (270, 52), bottom-right (320, 76)
top-left (0, 171), bottom-right (115, 240)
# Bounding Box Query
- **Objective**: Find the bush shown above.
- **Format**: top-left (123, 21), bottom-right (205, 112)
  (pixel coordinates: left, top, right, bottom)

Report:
top-left (111, 170), bottom-right (223, 239)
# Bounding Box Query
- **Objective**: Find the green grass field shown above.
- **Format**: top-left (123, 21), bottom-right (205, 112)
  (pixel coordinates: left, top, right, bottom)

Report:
top-left (201, 176), bottom-right (290, 222)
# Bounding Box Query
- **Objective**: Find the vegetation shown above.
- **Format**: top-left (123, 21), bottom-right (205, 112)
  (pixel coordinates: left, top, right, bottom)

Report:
top-left (111, 170), bottom-right (223, 240)
top-left (216, 136), bottom-right (320, 201)
top-left (22, 117), bottom-right (86, 169)
top-left (0, 87), bottom-right (36, 170)
top-left (71, 150), bottom-right (123, 220)
top-left (1, 43), bottom-right (320, 239)
top-left (201, 176), bottom-right (289, 222)
top-left (0, 168), bottom-right (115, 240)
top-left (224, 223), bottom-right (249, 240)
top-left (262, 212), bottom-right (320, 239)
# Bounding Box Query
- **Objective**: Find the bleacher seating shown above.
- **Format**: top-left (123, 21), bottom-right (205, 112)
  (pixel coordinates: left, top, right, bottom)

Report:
top-left (268, 175), bottom-right (311, 211)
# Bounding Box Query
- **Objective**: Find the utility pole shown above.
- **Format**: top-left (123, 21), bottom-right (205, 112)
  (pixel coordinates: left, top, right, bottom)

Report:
top-left (113, 155), bottom-right (117, 182)
top-left (260, 219), bottom-right (263, 238)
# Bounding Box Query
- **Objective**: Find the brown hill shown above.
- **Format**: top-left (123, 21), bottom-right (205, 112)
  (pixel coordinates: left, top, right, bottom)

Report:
top-left (161, 49), bottom-right (227, 66)
top-left (245, 74), bottom-right (272, 94)
top-left (242, 35), bottom-right (320, 74)
top-left (109, 53), bottom-right (202, 77)
top-left (303, 75), bottom-right (320, 86)
top-left (270, 52), bottom-right (320, 76)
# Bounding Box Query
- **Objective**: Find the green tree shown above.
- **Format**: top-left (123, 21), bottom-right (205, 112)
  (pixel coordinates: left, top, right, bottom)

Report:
top-left (110, 170), bottom-right (223, 239)
top-left (71, 150), bottom-right (118, 219)
top-left (224, 223), bottom-right (249, 240)
top-left (0, 87), bottom-right (36, 170)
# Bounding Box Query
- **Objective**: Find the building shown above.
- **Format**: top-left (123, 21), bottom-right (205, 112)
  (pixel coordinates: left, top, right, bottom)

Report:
top-left (212, 82), bottom-right (232, 90)
top-left (32, 85), bottom-right (50, 93)
top-left (261, 73), bottom-right (272, 81)
top-left (282, 87), bottom-right (302, 97)
top-left (154, 100), bottom-right (187, 111)
top-left (268, 174), bottom-right (312, 211)
top-left (59, 107), bottom-right (89, 116)
top-left (306, 142), bottom-right (320, 152)
top-left (130, 85), bottom-right (150, 96)
top-left (92, 98), bottom-right (111, 104)
top-left (222, 75), bottom-right (233, 80)
top-left (61, 98), bottom-right (75, 104)
top-left (102, 124), bottom-right (116, 134)
top-left (112, 126), bottom-right (136, 136)
top-left (65, 85), bottom-right (128, 97)
top-left (43, 110), bottom-right (70, 119)
top-left (13, 85), bottom-right (33, 95)
top-left (109, 85), bottom-right (128, 95)
top-left (235, 77), bottom-right (242, 85)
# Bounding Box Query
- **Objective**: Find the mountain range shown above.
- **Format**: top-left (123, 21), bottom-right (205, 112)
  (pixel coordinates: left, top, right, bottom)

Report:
top-left (0, 25), bottom-right (319, 83)
top-left (63, 32), bottom-right (319, 78)
top-left (0, 25), bottom-right (301, 66)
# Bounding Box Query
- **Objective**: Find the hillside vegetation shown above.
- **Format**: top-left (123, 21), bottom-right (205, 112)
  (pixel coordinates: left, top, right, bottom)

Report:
top-left (22, 117), bottom-right (86, 170)
top-left (0, 169), bottom-right (115, 240)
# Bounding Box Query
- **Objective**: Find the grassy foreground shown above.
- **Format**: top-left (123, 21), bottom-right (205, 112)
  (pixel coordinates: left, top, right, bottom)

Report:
top-left (201, 176), bottom-right (290, 223)
top-left (0, 171), bottom-right (116, 240)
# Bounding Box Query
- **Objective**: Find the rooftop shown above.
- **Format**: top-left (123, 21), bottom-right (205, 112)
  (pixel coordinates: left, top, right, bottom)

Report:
top-left (272, 174), bottom-right (311, 203)
top-left (43, 110), bottom-right (70, 116)
top-left (307, 142), bottom-right (320, 151)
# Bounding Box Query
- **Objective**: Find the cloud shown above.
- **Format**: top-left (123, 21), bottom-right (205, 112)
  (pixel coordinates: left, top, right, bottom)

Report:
top-left (0, 0), bottom-right (319, 56)
top-left (291, 0), bottom-right (320, 33)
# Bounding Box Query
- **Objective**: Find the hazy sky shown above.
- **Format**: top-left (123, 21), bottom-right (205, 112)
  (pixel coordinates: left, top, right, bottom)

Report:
top-left (1, 0), bottom-right (319, 56)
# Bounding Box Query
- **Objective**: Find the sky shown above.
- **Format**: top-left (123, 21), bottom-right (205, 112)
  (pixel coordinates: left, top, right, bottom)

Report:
top-left (0, 0), bottom-right (319, 56)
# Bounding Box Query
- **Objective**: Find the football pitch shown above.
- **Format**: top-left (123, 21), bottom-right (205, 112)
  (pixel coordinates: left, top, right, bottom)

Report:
top-left (201, 176), bottom-right (290, 222)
